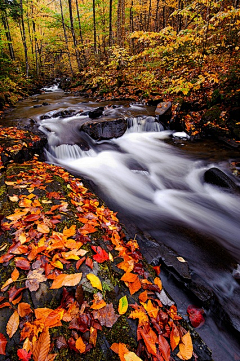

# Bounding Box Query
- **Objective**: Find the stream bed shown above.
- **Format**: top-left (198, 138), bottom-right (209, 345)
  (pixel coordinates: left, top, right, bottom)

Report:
top-left (1, 86), bottom-right (240, 361)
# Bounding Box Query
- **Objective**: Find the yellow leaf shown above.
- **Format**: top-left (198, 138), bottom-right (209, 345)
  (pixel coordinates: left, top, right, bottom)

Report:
top-left (124, 351), bottom-right (143, 361)
top-left (118, 296), bottom-right (128, 315)
top-left (6, 310), bottom-right (19, 338)
top-left (37, 223), bottom-right (50, 234)
top-left (50, 260), bottom-right (64, 269)
top-left (177, 332), bottom-right (193, 360)
top-left (87, 273), bottom-right (102, 291)
top-left (50, 273), bottom-right (82, 289)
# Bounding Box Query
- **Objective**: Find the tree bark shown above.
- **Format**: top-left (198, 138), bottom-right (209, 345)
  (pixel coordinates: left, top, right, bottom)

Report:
top-left (60, 0), bottom-right (74, 76)
top-left (68, 0), bottom-right (81, 71)
top-left (20, 0), bottom-right (29, 77)
top-left (93, 0), bottom-right (97, 53)
top-left (109, 0), bottom-right (113, 46)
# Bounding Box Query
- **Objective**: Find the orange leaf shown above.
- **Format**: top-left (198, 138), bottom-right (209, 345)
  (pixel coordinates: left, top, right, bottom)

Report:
top-left (89, 327), bottom-right (97, 347)
top-left (129, 309), bottom-right (149, 326)
top-left (37, 223), bottom-right (50, 234)
top-left (0, 333), bottom-right (7, 355)
top-left (169, 321), bottom-right (180, 351)
top-left (143, 300), bottom-right (159, 319)
top-left (139, 328), bottom-right (157, 356)
top-left (50, 273), bottom-right (82, 289)
top-left (128, 277), bottom-right (141, 295)
top-left (158, 334), bottom-right (170, 361)
top-left (139, 291), bottom-right (148, 303)
top-left (33, 327), bottom-right (50, 361)
top-left (6, 310), bottom-right (19, 338)
top-left (11, 268), bottom-right (19, 281)
top-left (75, 336), bottom-right (86, 353)
top-left (177, 332), bottom-right (193, 360)
top-left (154, 277), bottom-right (162, 291)
top-left (120, 272), bottom-right (138, 283)
top-left (1, 277), bottom-right (13, 291)
top-left (18, 303), bottom-right (33, 317)
top-left (63, 225), bottom-right (76, 238)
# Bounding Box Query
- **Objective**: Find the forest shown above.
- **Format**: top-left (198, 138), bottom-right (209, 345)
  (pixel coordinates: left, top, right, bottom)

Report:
top-left (0, 0), bottom-right (239, 112)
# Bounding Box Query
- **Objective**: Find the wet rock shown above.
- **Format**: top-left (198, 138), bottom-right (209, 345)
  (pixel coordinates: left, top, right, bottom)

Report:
top-left (155, 101), bottom-right (172, 125)
top-left (59, 77), bottom-right (71, 91)
top-left (42, 102), bottom-right (49, 106)
top-left (89, 107), bottom-right (104, 119)
top-left (204, 167), bottom-right (238, 192)
top-left (33, 104), bottom-right (42, 108)
top-left (147, 98), bottom-right (163, 106)
top-left (53, 109), bottom-right (76, 118)
top-left (81, 118), bottom-right (127, 140)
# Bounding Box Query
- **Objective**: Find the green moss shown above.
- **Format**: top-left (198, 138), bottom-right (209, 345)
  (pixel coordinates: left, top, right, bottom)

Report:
top-left (104, 316), bottom-right (137, 351)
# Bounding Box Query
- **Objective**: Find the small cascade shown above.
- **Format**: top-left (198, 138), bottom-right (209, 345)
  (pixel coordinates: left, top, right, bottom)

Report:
top-left (127, 116), bottom-right (165, 133)
top-left (41, 83), bottom-right (60, 92)
top-left (50, 144), bottom-right (95, 159)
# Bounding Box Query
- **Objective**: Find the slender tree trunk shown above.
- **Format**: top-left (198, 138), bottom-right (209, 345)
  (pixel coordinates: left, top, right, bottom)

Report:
top-left (147, 0), bottom-right (152, 31)
top-left (1, 13), bottom-right (15, 60)
top-left (93, 0), bottom-right (97, 53)
top-left (155, 0), bottom-right (160, 31)
top-left (75, 0), bottom-right (83, 44)
top-left (68, 0), bottom-right (81, 70)
top-left (60, 0), bottom-right (74, 76)
top-left (20, 0), bottom-right (29, 77)
top-left (109, 0), bottom-right (113, 46)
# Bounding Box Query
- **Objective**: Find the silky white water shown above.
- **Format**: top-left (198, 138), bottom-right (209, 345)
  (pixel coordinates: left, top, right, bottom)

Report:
top-left (42, 119), bottom-right (240, 263)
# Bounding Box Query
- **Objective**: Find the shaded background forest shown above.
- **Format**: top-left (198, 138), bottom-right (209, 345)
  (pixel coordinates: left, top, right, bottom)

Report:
top-left (0, 0), bottom-right (239, 108)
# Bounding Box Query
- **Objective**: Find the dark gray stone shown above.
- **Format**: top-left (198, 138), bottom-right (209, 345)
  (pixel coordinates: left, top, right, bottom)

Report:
top-left (81, 118), bottom-right (127, 140)
top-left (204, 167), bottom-right (238, 192)
top-left (89, 107), bottom-right (104, 119)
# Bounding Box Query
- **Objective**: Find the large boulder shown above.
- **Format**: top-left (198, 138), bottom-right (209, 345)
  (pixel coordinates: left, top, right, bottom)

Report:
top-left (81, 118), bottom-right (128, 140)
top-left (155, 101), bottom-right (172, 125)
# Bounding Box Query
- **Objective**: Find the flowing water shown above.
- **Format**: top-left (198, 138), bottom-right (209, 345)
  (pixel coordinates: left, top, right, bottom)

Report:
top-left (2, 86), bottom-right (240, 360)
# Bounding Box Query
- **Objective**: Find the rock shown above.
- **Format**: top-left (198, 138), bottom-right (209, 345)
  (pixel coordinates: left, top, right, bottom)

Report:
top-left (33, 104), bottom-right (42, 108)
top-left (53, 109), bottom-right (76, 118)
top-left (155, 101), bottom-right (172, 125)
top-left (42, 102), bottom-right (49, 106)
top-left (81, 118), bottom-right (128, 140)
top-left (59, 77), bottom-right (71, 91)
top-left (204, 167), bottom-right (238, 192)
top-left (89, 107), bottom-right (104, 119)
top-left (147, 98), bottom-right (163, 106)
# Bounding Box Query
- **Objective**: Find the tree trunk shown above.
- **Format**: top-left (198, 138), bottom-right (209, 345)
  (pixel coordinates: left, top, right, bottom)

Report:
top-left (93, 0), bottom-right (97, 53)
top-left (68, 0), bottom-right (81, 71)
top-left (1, 12), bottom-right (15, 60)
top-left (109, 0), bottom-right (113, 46)
top-left (60, 0), bottom-right (74, 76)
top-left (20, 0), bottom-right (29, 77)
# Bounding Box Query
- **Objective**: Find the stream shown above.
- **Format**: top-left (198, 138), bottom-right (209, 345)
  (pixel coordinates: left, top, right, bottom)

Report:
top-left (2, 85), bottom-right (240, 361)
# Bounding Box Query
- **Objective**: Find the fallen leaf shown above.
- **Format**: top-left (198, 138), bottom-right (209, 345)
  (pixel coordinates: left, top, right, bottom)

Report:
top-left (89, 327), bottom-right (97, 347)
top-left (143, 300), bottom-right (159, 319)
top-left (169, 321), bottom-right (180, 351)
top-left (11, 268), bottom-right (19, 281)
top-left (158, 334), bottom-right (170, 361)
top-left (85, 257), bottom-right (93, 269)
top-left (50, 273), bottom-right (82, 289)
top-left (7, 310), bottom-right (19, 338)
top-left (15, 257), bottom-right (30, 270)
top-left (177, 332), bottom-right (193, 360)
top-left (87, 273), bottom-right (102, 291)
top-left (33, 327), bottom-right (50, 361)
top-left (118, 296), bottom-right (128, 315)
top-left (138, 291), bottom-right (148, 303)
top-left (91, 293), bottom-right (106, 310)
top-left (187, 305), bottom-right (205, 328)
top-left (37, 223), bottom-right (50, 234)
top-left (92, 304), bottom-right (119, 327)
top-left (26, 268), bottom-right (47, 292)
top-left (124, 351), bottom-right (143, 361)
top-left (18, 303), bottom-right (33, 317)
top-left (91, 246), bottom-right (109, 263)
top-left (75, 336), bottom-right (86, 353)
top-left (154, 277), bottom-right (162, 291)
top-left (139, 327), bottom-right (157, 356)
top-left (17, 349), bottom-right (32, 361)
top-left (0, 333), bottom-right (7, 355)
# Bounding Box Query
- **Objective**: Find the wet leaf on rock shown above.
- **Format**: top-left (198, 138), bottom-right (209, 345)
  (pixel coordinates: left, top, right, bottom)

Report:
top-left (92, 304), bottom-right (119, 327)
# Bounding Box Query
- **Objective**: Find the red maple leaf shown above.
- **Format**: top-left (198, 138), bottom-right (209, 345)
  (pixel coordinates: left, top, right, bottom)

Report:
top-left (17, 349), bottom-right (32, 361)
top-left (91, 246), bottom-right (109, 263)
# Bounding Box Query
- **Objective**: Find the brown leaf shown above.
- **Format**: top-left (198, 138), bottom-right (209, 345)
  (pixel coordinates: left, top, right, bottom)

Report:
top-left (6, 310), bottom-right (19, 338)
top-left (55, 336), bottom-right (68, 350)
top-left (15, 257), bottom-right (30, 270)
top-left (92, 304), bottom-right (119, 327)
top-left (33, 328), bottom-right (50, 361)
top-left (25, 268), bottom-right (47, 292)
